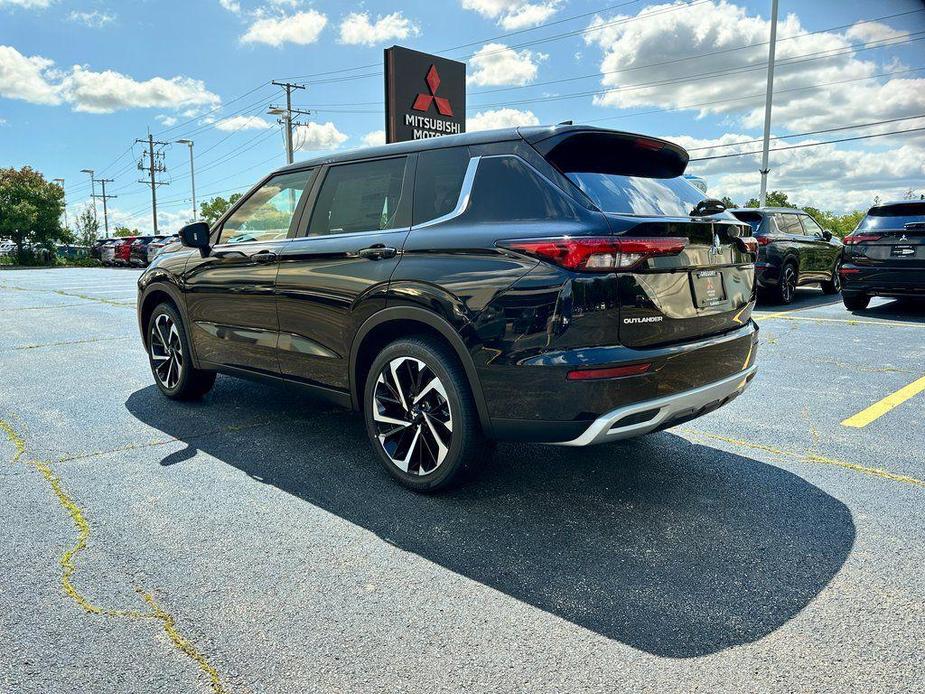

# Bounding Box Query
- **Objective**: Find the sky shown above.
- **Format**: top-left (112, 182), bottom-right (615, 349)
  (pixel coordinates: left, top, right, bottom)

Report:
top-left (2, 0), bottom-right (925, 234)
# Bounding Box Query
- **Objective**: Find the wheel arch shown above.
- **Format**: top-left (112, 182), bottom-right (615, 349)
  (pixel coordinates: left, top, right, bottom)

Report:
top-left (350, 307), bottom-right (494, 437)
top-left (138, 283), bottom-right (194, 358)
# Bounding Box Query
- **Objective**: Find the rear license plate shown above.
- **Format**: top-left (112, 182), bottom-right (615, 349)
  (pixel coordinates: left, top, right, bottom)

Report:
top-left (691, 269), bottom-right (727, 308)
top-left (891, 244), bottom-right (916, 257)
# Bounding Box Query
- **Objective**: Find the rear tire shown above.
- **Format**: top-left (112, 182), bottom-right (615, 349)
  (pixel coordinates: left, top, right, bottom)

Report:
top-left (364, 336), bottom-right (486, 492)
top-left (147, 302), bottom-right (215, 400)
top-left (842, 293), bottom-right (870, 311)
top-left (773, 262), bottom-right (798, 304)
top-left (820, 262), bottom-right (841, 295)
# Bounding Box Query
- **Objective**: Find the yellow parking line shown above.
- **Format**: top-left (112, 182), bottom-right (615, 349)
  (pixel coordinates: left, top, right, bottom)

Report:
top-left (841, 375), bottom-right (925, 428)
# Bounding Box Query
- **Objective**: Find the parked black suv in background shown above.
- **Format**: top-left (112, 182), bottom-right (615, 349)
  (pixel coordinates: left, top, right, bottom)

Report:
top-left (840, 200), bottom-right (925, 309)
top-left (137, 125), bottom-right (759, 491)
top-left (729, 208), bottom-right (842, 303)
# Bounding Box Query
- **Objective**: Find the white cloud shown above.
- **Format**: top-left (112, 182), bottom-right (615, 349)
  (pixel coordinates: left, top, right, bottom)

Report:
top-left (339, 11), bottom-right (419, 46)
top-left (0, 117), bottom-right (7, 126)
top-left (0, 44), bottom-right (221, 113)
top-left (241, 9), bottom-right (327, 46)
top-left (844, 21), bottom-right (908, 44)
top-left (583, 1), bottom-right (924, 134)
top-left (61, 66), bottom-right (220, 114)
top-left (468, 107), bottom-right (539, 131)
top-left (0, 44), bottom-right (62, 104)
top-left (671, 128), bottom-right (925, 213)
top-left (155, 114), bottom-right (178, 127)
top-left (0, 0), bottom-right (55, 8)
top-left (68, 10), bottom-right (114, 27)
top-left (218, 0), bottom-right (241, 14)
top-left (469, 43), bottom-right (543, 86)
top-left (461, 0), bottom-right (560, 30)
top-left (361, 130), bottom-right (385, 147)
top-left (214, 115), bottom-right (272, 131)
top-left (293, 121), bottom-right (348, 151)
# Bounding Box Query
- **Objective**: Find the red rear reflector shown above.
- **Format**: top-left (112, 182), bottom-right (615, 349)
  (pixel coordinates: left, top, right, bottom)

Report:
top-left (567, 363), bottom-right (652, 381)
top-left (736, 237), bottom-right (758, 254)
top-left (499, 236), bottom-right (688, 271)
top-left (844, 234), bottom-right (880, 245)
top-left (839, 266), bottom-right (861, 275)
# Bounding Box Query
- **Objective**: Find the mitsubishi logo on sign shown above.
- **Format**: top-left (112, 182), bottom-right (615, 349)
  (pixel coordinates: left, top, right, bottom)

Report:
top-left (412, 65), bottom-right (454, 117)
top-left (385, 46), bottom-right (466, 143)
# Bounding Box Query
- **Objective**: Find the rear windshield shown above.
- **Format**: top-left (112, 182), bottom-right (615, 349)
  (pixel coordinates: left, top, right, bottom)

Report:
top-left (859, 202), bottom-right (925, 230)
top-left (565, 172), bottom-right (706, 217)
top-left (730, 211), bottom-right (763, 232)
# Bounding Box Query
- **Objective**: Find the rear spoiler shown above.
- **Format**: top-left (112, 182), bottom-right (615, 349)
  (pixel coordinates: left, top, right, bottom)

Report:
top-left (523, 128), bottom-right (689, 179)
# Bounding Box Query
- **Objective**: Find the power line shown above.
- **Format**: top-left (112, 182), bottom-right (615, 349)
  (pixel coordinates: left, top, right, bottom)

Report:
top-left (135, 133), bottom-right (170, 234)
top-left (689, 125), bottom-right (925, 162)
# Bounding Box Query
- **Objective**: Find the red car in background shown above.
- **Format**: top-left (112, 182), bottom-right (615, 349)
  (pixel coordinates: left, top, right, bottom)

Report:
top-left (112, 237), bottom-right (137, 266)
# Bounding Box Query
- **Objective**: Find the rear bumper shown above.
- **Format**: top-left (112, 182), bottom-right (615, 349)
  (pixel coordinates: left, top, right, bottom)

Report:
top-left (556, 364), bottom-right (757, 446)
top-left (841, 263), bottom-right (925, 296)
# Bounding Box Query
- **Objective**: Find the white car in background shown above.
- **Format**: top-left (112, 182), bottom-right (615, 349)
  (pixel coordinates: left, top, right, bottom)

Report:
top-left (0, 240), bottom-right (16, 257)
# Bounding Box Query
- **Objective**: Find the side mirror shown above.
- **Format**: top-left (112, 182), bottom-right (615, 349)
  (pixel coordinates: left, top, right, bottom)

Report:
top-left (822, 230), bottom-right (832, 241)
top-left (179, 221), bottom-right (211, 251)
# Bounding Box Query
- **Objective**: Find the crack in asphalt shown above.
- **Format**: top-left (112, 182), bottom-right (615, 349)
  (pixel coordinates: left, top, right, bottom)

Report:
top-left (0, 418), bottom-right (228, 694)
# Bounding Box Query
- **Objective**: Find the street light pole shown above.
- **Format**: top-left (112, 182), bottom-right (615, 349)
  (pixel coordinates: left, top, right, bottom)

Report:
top-left (758, 0), bottom-right (779, 208)
top-left (80, 168), bottom-right (97, 222)
top-left (176, 139), bottom-right (197, 221)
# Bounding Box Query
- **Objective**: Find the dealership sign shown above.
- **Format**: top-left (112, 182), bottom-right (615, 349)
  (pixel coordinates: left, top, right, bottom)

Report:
top-left (384, 46), bottom-right (466, 143)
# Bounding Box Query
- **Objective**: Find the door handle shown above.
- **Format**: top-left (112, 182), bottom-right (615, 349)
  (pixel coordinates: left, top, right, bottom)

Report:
top-left (252, 250), bottom-right (278, 263)
top-left (358, 245), bottom-right (397, 260)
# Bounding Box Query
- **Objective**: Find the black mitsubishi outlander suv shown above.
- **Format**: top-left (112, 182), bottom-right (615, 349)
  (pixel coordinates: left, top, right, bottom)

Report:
top-left (137, 125), bottom-right (759, 491)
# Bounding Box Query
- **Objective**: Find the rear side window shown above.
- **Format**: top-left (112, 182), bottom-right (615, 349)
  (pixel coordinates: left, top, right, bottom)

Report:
top-left (859, 202), bottom-right (925, 230)
top-left (309, 157), bottom-right (408, 236)
top-left (464, 156), bottom-right (578, 222)
top-left (566, 173), bottom-right (705, 217)
top-left (775, 214), bottom-right (804, 236)
top-left (413, 146), bottom-right (470, 225)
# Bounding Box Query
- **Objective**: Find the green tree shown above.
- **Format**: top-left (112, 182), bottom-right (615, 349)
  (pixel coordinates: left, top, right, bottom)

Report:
top-left (0, 166), bottom-right (67, 263)
top-left (75, 206), bottom-right (100, 247)
top-left (200, 193), bottom-right (242, 225)
top-left (719, 195), bottom-right (736, 209)
top-left (743, 190), bottom-right (792, 208)
top-left (112, 225), bottom-right (138, 237)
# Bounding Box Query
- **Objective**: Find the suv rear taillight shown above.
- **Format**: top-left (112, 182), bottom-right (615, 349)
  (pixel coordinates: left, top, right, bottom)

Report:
top-left (498, 236), bottom-right (688, 272)
top-left (755, 235), bottom-right (772, 246)
top-left (736, 237), bottom-right (759, 254)
top-left (843, 233), bottom-right (880, 245)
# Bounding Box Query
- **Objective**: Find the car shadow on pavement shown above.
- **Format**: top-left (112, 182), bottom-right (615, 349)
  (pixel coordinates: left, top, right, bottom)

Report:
top-left (753, 287), bottom-right (841, 313)
top-left (853, 297), bottom-right (925, 323)
top-left (126, 380), bottom-right (855, 659)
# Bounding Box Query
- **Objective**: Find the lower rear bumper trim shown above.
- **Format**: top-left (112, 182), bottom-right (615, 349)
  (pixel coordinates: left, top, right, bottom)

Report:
top-left (554, 365), bottom-right (758, 447)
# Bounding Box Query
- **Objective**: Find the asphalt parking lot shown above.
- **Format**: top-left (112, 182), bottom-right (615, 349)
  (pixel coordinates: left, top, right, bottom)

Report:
top-left (1, 267), bottom-right (923, 693)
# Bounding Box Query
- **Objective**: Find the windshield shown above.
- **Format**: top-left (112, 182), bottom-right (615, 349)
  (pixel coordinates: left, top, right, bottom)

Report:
top-left (566, 172), bottom-right (706, 216)
top-left (859, 202), bottom-right (925, 231)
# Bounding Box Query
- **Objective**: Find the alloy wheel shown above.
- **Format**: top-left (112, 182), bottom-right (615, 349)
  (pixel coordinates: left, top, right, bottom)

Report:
top-left (372, 356), bottom-right (453, 476)
top-left (150, 313), bottom-right (184, 390)
top-left (832, 264), bottom-right (841, 292)
top-left (782, 266), bottom-right (796, 302)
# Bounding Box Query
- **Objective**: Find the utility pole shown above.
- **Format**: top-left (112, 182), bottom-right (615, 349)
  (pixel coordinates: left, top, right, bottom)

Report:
top-left (136, 132), bottom-right (169, 234)
top-left (92, 179), bottom-right (117, 235)
top-left (175, 139), bottom-right (197, 221)
top-left (269, 81), bottom-right (309, 165)
top-left (758, 0), bottom-right (779, 208)
top-left (53, 178), bottom-right (67, 230)
top-left (80, 169), bottom-right (97, 222)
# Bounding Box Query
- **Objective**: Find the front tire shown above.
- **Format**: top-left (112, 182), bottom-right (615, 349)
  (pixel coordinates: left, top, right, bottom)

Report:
top-left (364, 336), bottom-right (485, 492)
top-left (147, 302), bottom-right (215, 400)
top-left (821, 262), bottom-right (841, 295)
top-left (842, 293), bottom-right (870, 311)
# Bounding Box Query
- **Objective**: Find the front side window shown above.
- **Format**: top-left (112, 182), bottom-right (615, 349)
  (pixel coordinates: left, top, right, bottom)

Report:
top-left (309, 157), bottom-right (408, 236)
top-left (801, 215), bottom-right (825, 238)
top-left (218, 169), bottom-right (313, 245)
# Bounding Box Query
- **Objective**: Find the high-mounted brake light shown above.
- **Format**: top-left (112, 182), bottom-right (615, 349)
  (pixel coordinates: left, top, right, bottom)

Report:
top-left (498, 236), bottom-right (688, 271)
top-left (843, 233), bottom-right (880, 245)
